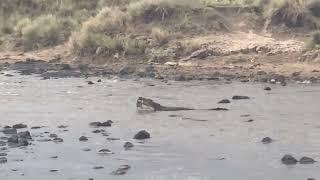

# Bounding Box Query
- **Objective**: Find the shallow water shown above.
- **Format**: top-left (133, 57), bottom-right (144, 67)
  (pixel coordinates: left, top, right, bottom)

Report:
top-left (0, 72), bottom-right (319, 180)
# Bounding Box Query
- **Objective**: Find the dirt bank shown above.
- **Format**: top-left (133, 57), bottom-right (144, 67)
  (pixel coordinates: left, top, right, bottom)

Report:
top-left (1, 5), bottom-right (320, 83)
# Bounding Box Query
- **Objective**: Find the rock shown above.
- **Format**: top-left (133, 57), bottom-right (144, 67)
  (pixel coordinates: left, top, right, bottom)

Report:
top-left (307, 178), bottom-right (316, 180)
top-left (281, 155), bottom-right (298, 165)
top-left (7, 135), bottom-right (19, 144)
top-left (134, 130), bottom-right (150, 140)
top-left (232, 96), bottom-right (250, 100)
top-left (18, 138), bottom-right (29, 146)
top-left (92, 130), bottom-right (103, 133)
top-left (31, 126), bottom-right (42, 129)
top-left (49, 134), bottom-right (58, 138)
top-left (79, 136), bottom-right (88, 142)
top-left (218, 99), bottom-right (231, 104)
top-left (124, 142), bottom-right (134, 150)
top-left (97, 79), bottom-right (102, 82)
top-left (57, 125), bottom-right (68, 129)
top-left (0, 141), bottom-right (6, 146)
top-left (50, 170), bottom-right (58, 172)
top-left (87, 81), bottom-right (95, 85)
top-left (107, 138), bottom-right (120, 141)
top-left (52, 138), bottom-right (63, 143)
top-left (264, 87), bottom-right (271, 91)
top-left (0, 157), bottom-right (7, 164)
top-left (174, 75), bottom-right (186, 81)
top-left (111, 165), bottom-right (131, 175)
top-left (245, 119), bottom-right (254, 122)
top-left (93, 166), bottom-right (104, 170)
top-left (98, 149), bottom-right (113, 154)
top-left (89, 121), bottom-right (113, 127)
top-left (50, 156), bottom-right (58, 159)
top-left (262, 137), bottom-right (273, 144)
top-left (18, 131), bottom-right (31, 139)
top-left (12, 124), bottom-right (27, 129)
top-left (83, 148), bottom-right (91, 152)
top-left (209, 107), bottom-right (229, 111)
top-left (299, 157), bottom-right (316, 164)
top-left (119, 66), bottom-right (136, 76)
top-left (0, 153), bottom-right (7, 156)
top-left (2, 128), bottom-right (17, 135)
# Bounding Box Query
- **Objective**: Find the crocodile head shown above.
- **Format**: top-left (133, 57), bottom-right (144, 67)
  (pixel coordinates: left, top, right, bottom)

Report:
top-left (136, 97), bottom-right (159, 111)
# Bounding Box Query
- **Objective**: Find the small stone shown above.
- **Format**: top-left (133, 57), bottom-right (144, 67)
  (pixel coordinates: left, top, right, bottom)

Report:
top-left (79, 136), bottom-right (88, 142)
top-left (18, 131), bottom-right (31, 139)
top-left (261, 137), bottom-right (273, 144)
top-left (18, 138), bottom-right (29, 146)
top-left (57, 125), bottom-right (68, 129)
top-left (97, 79), bottom-right (102, 82)
top-left (134, 130), bottom-right (150, 140)
top-left (83, 148), bottom-right (91, 152)
top-left (0, 141), bottom-right (6, 146)
top-left (245, 119), bottom-right (254, 122)
top-left (52, 138), bottom-right (63, 143)
top-left (124, 142), bottom-right (134, 150)
top-left (264, 87), bottom-right (271, 91)
top-left (7, 135), bottom-right (19, 144)
top-left (281, 155), bottom-right (298, 165)
top-left (98, 149), bottom-right (113, 154)
top-left (50, 156), bottom-right (58, 159)
top-left (107, 138), bottom-right (120, 141)
top-left (93, 166), bottom-right (104, 170)
top-left (218, 99), bottom-right (231, 104)
top-left (0, 153), bottom-right (7, 157)
top-left (111, 165), bottom-right (131, 175)
top-left (50, 170), bottom-right (58, 172)
top-left (2, 128), bottom-right (17, 135)
top-left (232, 96), bottom-right (250, 100)
top-left (49, 134), bottom-right (58, 138)
top-left (87, 81), bottom-right (95, 85)
top-left (299, 157), bottom-right (316, 164)
top-left (307, 178), bottom-right (316, 180)
top-left (92, 130), bottom-right (102, 133)
top-left (0, 157), bottom-right (7, 163)
top-left (89, 121), bottom-right (112, 127)
top-left (12, 124), bottom-right (27, 129)
top-left (31, 126), bottom-right (42, 130)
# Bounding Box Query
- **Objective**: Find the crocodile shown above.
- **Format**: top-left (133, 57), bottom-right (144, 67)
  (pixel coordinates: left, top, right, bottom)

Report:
top-left (137, 97), bottom-right (229, 112)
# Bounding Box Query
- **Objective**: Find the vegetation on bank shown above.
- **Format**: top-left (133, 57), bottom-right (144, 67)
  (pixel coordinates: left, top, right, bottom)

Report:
top-left (1, 0), bottom-right (320, 53)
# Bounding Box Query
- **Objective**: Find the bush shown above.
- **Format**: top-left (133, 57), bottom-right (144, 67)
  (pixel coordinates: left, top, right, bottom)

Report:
top-left (307, 31), bottom-right (320, 49)
top-left (151, 27), bottom-right (170, 46)
top-left (21, 15), bottom-right (66, 50)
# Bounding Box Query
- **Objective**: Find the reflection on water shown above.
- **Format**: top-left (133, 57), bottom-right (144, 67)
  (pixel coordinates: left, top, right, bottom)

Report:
top-left (0, 72), bottom-right (319, 180)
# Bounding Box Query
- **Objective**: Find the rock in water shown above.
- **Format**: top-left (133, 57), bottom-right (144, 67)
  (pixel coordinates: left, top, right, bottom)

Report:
top-left (264, 87), bottom-right (271, 91)
top-left (111, 165), bottom-right (131, 175)
top-left (18, 131), bottom-right (32, 139)
top-left (232, 96), bottom-right (250, 100)
top-left (218, 99), bottom-right (231, 104)
top-left (281, 155), bottom-right (298, 165)
top-left (2, 128), bottom-right (17, 135)
top-left (124, 142), bottom-right (134, 150)
top-left (0, 157), bottom-right (7, 164)
top-left (79, 136), bottom-right (88, 142)
top-left (98, 149), bottom-right (113, 154)
top-left (299, 157), bottom-right (316, 164)
top-left (12, 124), bottom-right (27, 129)
top-left (261, 137), bottom-right (273, 144)
top-left (134, 130), bottom-right (150, 140)
top-left (7, 135), bottom-right (19, 144)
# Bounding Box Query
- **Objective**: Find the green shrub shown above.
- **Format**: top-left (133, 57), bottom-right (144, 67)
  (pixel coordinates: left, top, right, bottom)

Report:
top-left (21, 15), bottom-right (65, 50)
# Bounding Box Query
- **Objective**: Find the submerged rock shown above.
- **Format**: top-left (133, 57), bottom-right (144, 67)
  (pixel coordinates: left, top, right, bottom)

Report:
top-left (111, 165), bottom-right (131, 175)
top-left (18, 131), bottom-right (32, 139)
top-left (2, 128), bottom-right (17, 135)
top-left (134, 130), bottom-right (150, 140)
top-left (49, 134), bottom-right (58, 138)
top-left (281, 155), bottom-right (298, 165)
top-left (87, 81), bottom-right (95, 85)
top-left (7, 135), bottom-right (19, 144)
top-left (299, 157), bottom-right (316, 164)
top-left (12, 124), bottom-right (27, 129)
top-left (98, 149), bottom-right (113, 154)
top-left (264, 87), bottom-right (271, 91)
top-left (0, 141), bottom-right (6, 146)
top-left (89, 121), bottom-right (113, 127)
top-left (232, 96), bottom-right (250, 100)
top-left (52, 138), bottom-right (63, 143)
top-left (93, 166), bottom-right (104, 170)
top-left (124, 142), bottom-right (134, 150)
top-left (261, 137), bottom-right (273, 144)
top-left (0, 157), bottom-right (7, 164)
top-left (79, 136), bottom-right (88, 142)
top-left (218, 99), bottom-right (231, 104)
top-left (0, 153), bottom-right (7, 157)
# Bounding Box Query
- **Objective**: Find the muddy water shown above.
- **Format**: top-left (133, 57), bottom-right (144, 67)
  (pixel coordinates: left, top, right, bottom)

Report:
top-left (0, 71), bottom-right (319, 180)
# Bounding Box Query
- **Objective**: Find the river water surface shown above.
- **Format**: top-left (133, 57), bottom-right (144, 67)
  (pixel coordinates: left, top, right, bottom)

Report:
top-left (0, 71), bottom-right (319, 180)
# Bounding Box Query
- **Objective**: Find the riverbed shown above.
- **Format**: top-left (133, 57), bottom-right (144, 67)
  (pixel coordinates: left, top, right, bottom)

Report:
top-left (0, 71), bottom-right (319, 180)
